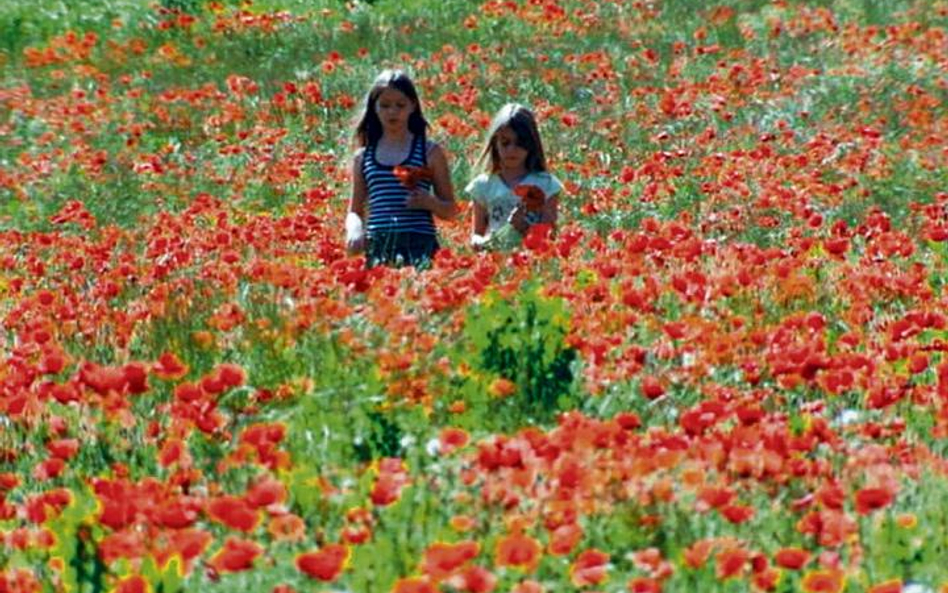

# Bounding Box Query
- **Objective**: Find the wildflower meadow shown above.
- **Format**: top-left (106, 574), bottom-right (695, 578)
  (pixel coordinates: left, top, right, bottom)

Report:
top-left (1, 0), bottom-right (948, 591)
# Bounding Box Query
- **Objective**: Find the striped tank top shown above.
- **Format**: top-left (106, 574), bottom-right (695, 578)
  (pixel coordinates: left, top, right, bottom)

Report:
top-left (362, 134), bottom-right (436, 236)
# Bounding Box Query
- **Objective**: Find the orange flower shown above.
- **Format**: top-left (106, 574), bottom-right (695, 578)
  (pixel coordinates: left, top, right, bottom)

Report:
top-left (450, 514), bottom-right (477, 532)
top-left (513, 184), bottom-right (545, 212)
top-left (488, 377), bottom-right (517, 398)
top-left (511, 580), bottom-right (545, 593)
top-left (391, 577), bottom-right (438, 593)
top-left (495, 533), bottom-right (542, 572)
top-left (868, 579), bottom-right (902, 593)
top-left (774, 547), bottom-right (810, 570)
top-left (268, 514), bottom-right (306, 543)
top-left (296, 544), bottom-right (349, 582)
top-left (895, 513), bottom-right (917, 529)
top-left (191, 330), bottom-right (215, 349)
top-left (570, 549), bottom-right (609, 587)
top-left (682, 539), bottom-right (714, 569)
top-left (393, 165), bottom-right (434, 188)
top-left (801, 569), bottom-right (845, 593)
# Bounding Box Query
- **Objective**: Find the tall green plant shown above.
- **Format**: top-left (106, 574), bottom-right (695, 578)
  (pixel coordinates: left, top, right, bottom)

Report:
top-left (462, 281), bottom-right (579, 426)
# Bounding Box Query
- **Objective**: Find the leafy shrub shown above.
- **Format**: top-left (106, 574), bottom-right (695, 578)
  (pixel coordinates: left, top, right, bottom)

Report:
top-left (463, 281), bottom-right (579, 425)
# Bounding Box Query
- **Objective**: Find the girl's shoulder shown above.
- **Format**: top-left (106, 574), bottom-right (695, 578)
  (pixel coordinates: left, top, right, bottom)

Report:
top-left (352, 146), bottom-right (367, 169)
top-left (464, 172), bottom-right (502, 196)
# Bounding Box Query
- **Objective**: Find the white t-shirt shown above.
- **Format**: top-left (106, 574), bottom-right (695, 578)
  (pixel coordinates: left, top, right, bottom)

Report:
top-left (465, 171), bottom-right (563, 239)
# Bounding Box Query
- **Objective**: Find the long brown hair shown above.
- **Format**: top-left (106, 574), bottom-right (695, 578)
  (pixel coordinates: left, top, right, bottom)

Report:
top-left (352, 69), bottom-right (428, 148)
top-left (477, 103), bottom-right (548, 174)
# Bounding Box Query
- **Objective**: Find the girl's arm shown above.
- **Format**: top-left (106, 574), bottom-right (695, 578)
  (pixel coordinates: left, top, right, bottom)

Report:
top-left (346, 151), bottom-right (368, 254)
top-left (471, 201), bottom-right (490, 249)
top-left (406, 143), bottom-right (458, 220)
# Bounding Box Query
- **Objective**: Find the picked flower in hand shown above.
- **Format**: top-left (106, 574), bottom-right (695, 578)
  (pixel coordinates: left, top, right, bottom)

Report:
top-left (393, 165), bottom-right (434, 189)
top-left (513, 184), bottom-right (546, 212)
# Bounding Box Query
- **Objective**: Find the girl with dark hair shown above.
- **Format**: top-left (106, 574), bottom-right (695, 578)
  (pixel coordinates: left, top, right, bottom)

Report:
top-left (345, 69), bottom-right (457, 267)
top-left (467, 103), bottom-right (563, 250)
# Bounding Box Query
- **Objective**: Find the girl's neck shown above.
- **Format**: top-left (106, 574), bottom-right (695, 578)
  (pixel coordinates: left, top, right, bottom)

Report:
top-left (499, 166), bottom-right (529, 186)
top-left (380, 129), bottom-right (411, 144)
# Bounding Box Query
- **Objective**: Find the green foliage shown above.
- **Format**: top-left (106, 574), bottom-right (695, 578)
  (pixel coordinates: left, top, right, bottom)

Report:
top-left (46, 483), bottom-right (106, 593)
top-left (462, 281), bottom-right (579, 426)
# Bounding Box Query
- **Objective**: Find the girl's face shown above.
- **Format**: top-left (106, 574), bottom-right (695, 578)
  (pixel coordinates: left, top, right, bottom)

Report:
top-left (374, 87), bottom-right (415, 133)
top-left (493, 126), bottom-right (529, 173)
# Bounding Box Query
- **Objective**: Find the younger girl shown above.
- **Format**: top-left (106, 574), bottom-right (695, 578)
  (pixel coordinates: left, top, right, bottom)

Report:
top-left (346, 69), bottom-right (457, 267)
top-left (467, 103), bottom-right (562, 250)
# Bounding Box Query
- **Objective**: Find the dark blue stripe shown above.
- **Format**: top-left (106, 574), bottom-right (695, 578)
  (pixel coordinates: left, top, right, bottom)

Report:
top-left (363, 136), bottom-right (436, 235)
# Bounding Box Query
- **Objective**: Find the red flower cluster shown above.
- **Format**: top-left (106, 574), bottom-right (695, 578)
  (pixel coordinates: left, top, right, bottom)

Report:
top-left (393, 165), bottom-right (434, 188)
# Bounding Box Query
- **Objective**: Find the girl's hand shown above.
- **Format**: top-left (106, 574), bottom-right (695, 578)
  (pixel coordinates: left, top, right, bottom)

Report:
top-left (508, 206), bottom-right (530, 234)
top-left (471, 233), bottom-right (490, 251)
top-left (406, 188), bottom-right (434, 210)
top-left (345, 212), bottom-right (366, 254)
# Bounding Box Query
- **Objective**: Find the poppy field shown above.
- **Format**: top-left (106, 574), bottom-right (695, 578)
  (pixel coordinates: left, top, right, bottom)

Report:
top-left (2, 0), bottom-right (948, 591)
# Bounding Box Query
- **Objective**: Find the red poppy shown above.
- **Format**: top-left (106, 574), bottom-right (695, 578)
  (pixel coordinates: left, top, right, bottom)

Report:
top-left (720, 504), bottom-right (755, 524)
top-left (393, 165), bottom-right (434, 188)
top-left (439, 427), bottom-right (470, 454)
top-left (628, 577), bottom-right (662, 593)
top-left (495, 533), bottom-right (542, 572)
top-left (216, 363), bottom-right (246, 388)
top-left (209, 537), bottom-right (263, 573)
top-left (716, 547), bottom-right (749, 580)
top-left (114, 575), bottom-right (148, 593)
top-left (245, 476), bottom-right (287, 508)
top-left (422, 540), bottom-right (479, 580)
top-left (640, 375), bottom-right (665, 400)
top-left (46, 438), bottom-right (79, 460)
top-left (152, 351), bottom-right (189, 380)
top-left (207, 495), bottom-right (260, 532)
top-left (513, 184), bottom-right (545, 212)
top-left (547, 522), bottom-right (583, 556)
top-left (296, 544), bottom-right (349, 582)
top-left (854, 487), bottom-right (895, 515)
top-left (570, 549), bottom-right (609, 587)
top-left (753, 568), bottom-right (780, 591)
top-left (446, 565), bottom-right (497, 593)
top-left (774, 547), bottom-right (810, 570)
top-left (801, 569), bottom-right (845, 593)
